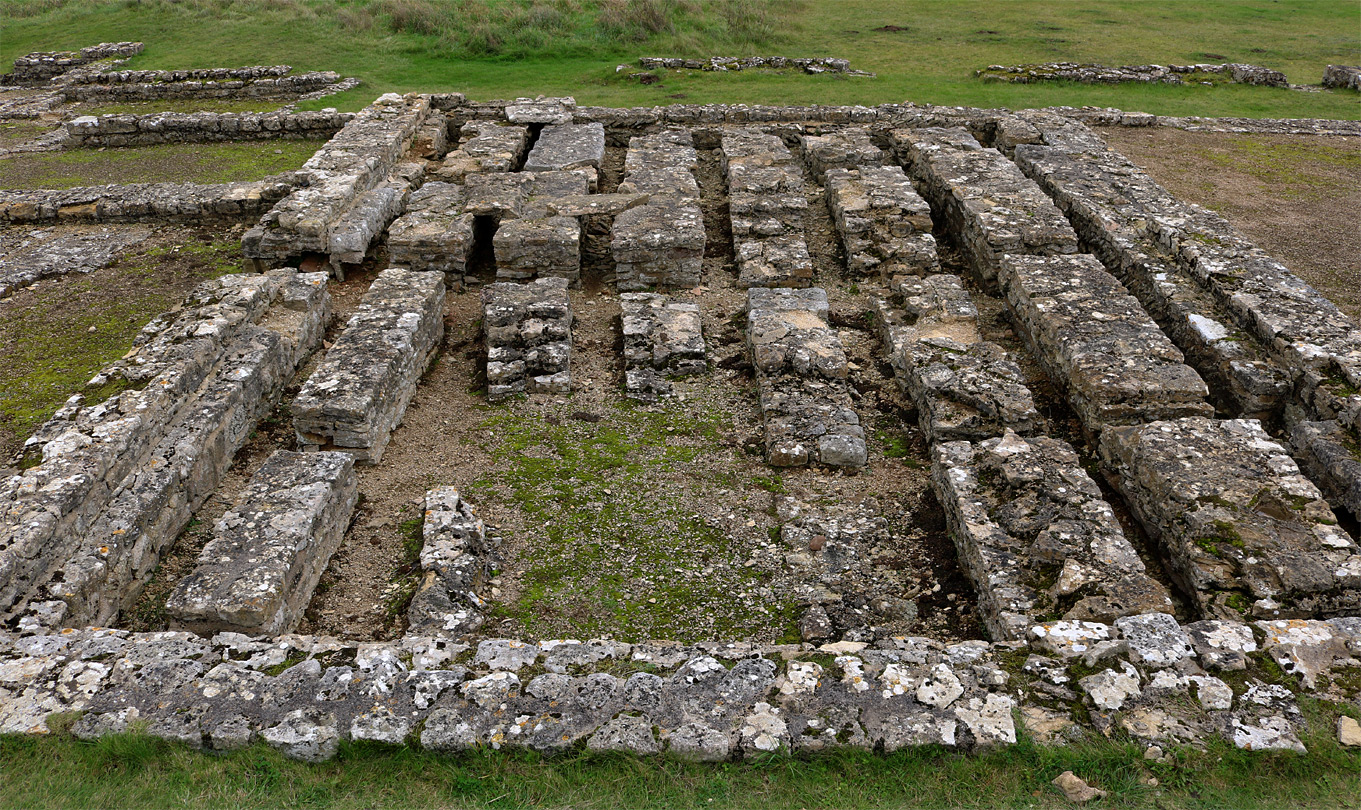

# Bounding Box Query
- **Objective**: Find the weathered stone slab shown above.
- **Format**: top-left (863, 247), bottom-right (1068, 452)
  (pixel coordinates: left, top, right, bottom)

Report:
top-left (623, 129), bottom-right (699, 174)
top-left (386, 181), bottom-right (474, 284)
top-left (997, 253), bottom-right (1212, 433)
top-left (408, 487), bottom-right (500, 635)
top-left (1012, 137), bottom-right (1291, 421)
top-left (0, 227), bottom-right (150, 299)
top-left (523, 122), bottom-right (605, 182)
top-left (727, 163), bottom-right (808, 237)
top-left (326, 161), bottom-right (424, 272)
top-left (1100, 417), bottom-right (1361, 620)
top-left (894, 127), bottom-right (1079, 282)
top-left (462, 170), bottom-right (592, 221)
top-left (1291, 420), bottom-right (1361, 518)
top-left (483, 277), bottom-right (573, 401)
top-left (825, 165), bottom-right (938, 278)
top-left (620, 293), bottom-right (707, 401)
top-left (800, 128), bottom-right (886, 177)
top-left (1, 271), bottom-right (328, 621)
top-left (292, 269), bottom-right (445, 464)
top-left (505, 96), bottom-right (575, 124)
top-left (747, 288), bottom-right (866, 467)
top-left (2, 179), bottom-right (297, 225)
top-left (736, 234), bottom-right (815, 289)
top-left (435, 121), bottom-right (529, 181)
top-left (613, 130), bottom-right (705, 291)
top-left (879, 275), bottom-right (1039, 442)
top-left (721, 130), bottom-right (817, 289)
top-left (934, 430), bottom-right (1173, 639)
top-left (545, 193), bottom-right (648, 217)
top-left (493, 215), bottom-right (582, 284)
top-left (165, 450), bottom-right (358, 635)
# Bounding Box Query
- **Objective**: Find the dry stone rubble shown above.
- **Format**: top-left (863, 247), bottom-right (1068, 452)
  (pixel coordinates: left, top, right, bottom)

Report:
top-left (407, 487), bottom-right (501, 635)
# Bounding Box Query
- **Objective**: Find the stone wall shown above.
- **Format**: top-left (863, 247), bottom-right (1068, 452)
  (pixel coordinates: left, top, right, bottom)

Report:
top-left (639, 56), bottom-right (873, 76)
top-left (0, 178), bottom-right (300, 224)
top-left (59, 70), bottom-right (344, 102)
top-left (620, 293), bottom-right (707, 402)
top-left (63, 110), bottom-right (352, 148)
top-left (978, 62), bottom-right (1289, 88)
top-left (407, 488), bottom-right (501, 635)
top-left (613, 129), bottom-right (705, 290)
top-left (482, 277), bottom-right (573, 401)
top-left (1, 42), bottom-right (142, 84)
top-left (1323, 65), bottom-right (1361, 91)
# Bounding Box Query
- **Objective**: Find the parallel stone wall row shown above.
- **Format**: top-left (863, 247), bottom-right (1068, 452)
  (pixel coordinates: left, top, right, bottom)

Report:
top-left (63, 110), bottom-right (352, 148)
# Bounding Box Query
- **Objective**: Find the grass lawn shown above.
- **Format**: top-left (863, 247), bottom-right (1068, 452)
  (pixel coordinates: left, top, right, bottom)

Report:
top-left (1, 715), bottom-right (1360, 810)
top-left (0, 138), bottom-right (323, 189)
top-left (1, 0), bottom-right (1357, 118)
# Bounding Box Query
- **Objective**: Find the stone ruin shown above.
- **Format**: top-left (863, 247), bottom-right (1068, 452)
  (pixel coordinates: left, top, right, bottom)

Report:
top-left (2, 86), bottom-right (1361, 762)
top-left (977, 62), bottom-right (1290, 88)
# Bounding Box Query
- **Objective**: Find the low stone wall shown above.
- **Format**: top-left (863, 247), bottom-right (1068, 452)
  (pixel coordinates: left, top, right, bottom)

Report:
top-left (482, 277), bottom-right (573, 401)
top-left (60, 71), bottom-right (344, 102)
top-left (63, 110), bottom-right (352, 148)
top-left (3, 613), bottom-right (1358, 759)
top-left (407, 488), bottom-right (501, 635)
top-left (166, 450), bottom-right (358, 635)
top-left (722, 130), bottom-right (814, 288)
top-left (620, 293), bottom-right (707, 402)
top-left (0, 178), bottom-right (300, 224)
top-left (1323, 65), bottom-right (1361, 91)
top-left (1, 270), bottom-right (330, 629)
top-left (798, 128), bottom-right (886, 178)
top-left (387, 182), bottom-right (475, 284)
top-left (1, 42), bottom-right (142, 84)
top-left (434, 121), bottom-right (529, 182)
top-left (292, 269), bottom-right (446, 465)
top-left (639, 56), bottom-right (873, 77)
top-left (613, 129), bottom-right (705, 290)
top-left (64, 65), bottom-right (291, 85)
top-left (0, 227), bottom-right (150, 300)
top-left (977, 62), bottom-right (1288, 88)
top-left (1047, 106), bottom-right (1361, 136)
top-left (824, 165), bottom-right (938, 279)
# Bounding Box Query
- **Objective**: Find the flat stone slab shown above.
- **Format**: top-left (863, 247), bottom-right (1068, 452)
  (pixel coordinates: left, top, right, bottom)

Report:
top-left (544, 192), bottom-right (648, 217)
top-left (408, 487), bottom-right (499, 635)
top-left (292, 268), bottom-right (445, 464)
top-left (997, 253), bottom-right (1212, 434)
top-left (895, 127), bottom-right (1079, 282)
top-left (436, 121), bottom-right (528, 181)
top-left (800, 128), bottom-right (886, 177)
top-left (524, 122), bottom-right (605, 180)
top-left (621, 293), bottom-right (707, 402)
top-left (1100, 417), bottom-right (1361, 620)
top-left (747, 288), bottom-right (865, 468)
top-left (933, 430), bottom-right (1173, 640)
top-left (483, 277), bottom-right (572, 401)
top-left (165, 449), bottom-right (358, 635)
top-left (0, 226), bottom-right (150, 299)
top-left (623, 129), bottom-right (699, 174)
top-left (826, 165), bottom-right (937, 278)
top-left (462, 170), bottom-right (592, 220)
top-left (505, 96), bottom-right (575, 124)
top-left (386, 181), bottom-right (475, 283)
top-left (493, 215), bottom-right (582, 285)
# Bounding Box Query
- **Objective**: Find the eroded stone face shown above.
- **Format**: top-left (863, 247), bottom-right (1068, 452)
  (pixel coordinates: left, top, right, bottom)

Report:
top-left (481, 277), bottom-right (573, 401)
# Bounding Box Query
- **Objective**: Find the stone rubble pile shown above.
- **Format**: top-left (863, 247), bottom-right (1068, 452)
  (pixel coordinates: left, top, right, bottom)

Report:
top-left (620, 293), bottom-right (707, 402)
top-left (0, 270), bottom-right (330, 629)
top-left (407, 488), bottom-right (501, 636)
top-left (1, 42), bottom-right (143, 84)
top-left (722, 129), bottom-right (815, 288)
top-left (746, 287), bottom-right (866, 468)
top-left (933, 430), bottom-right (1174, 640)
top-left (4, 612), bottom-right (1358, 760)
top-left (824, 165), bottom-right (939, 278)
top-left (292, 268), bottom-right (445, 465)
top-left (0, 179), bottom-right (300, 224)
top-left (1323, 65), bottom-right (1361, 91)
top-left (165, 450), bottom-right (358, 636)
top-left (63, 109), bottom-right (353, 148)
top-left (977, 62), bottom-right (1289, 88)
top-left (243, 93), bottom-right (430, 269)
top-left (482, 277), bottom-right (573, 401)
top-left (613, 129), bottom-right (706, 290)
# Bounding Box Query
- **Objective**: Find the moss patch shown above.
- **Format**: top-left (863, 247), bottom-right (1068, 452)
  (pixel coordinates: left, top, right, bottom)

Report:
top-left (0, 138), bottom-right (321, 190)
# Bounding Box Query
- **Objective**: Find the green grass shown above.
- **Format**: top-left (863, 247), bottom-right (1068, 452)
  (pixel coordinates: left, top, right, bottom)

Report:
top-left (2, 713), bottom-right (1360, 809)
top-left (1, 0), bottom-right (1357, 118)
top-left (0, 138), bottom-right (323, 189)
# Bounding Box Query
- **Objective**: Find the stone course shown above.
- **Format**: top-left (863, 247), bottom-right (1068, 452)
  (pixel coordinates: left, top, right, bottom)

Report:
top-left (522, 122), bottom-right (605, 184)
top-left (63, 109), bottom-right (351, 148)
top-left (613, 129), bottom-right (705, 290)
top-left (293, 268), bottom-right (445, 465)
top-left (59, 70), bottom-right (345, 102)
top-left (639, 56), bottom-right (872, 77)
top-left (0, 179), bottom-right (299, 224)
top-left (746, 288), bottom-right (866, 468)
top-left (825, 165), bottom-right (938, 279)
top-left (978, 62), bottom-right (1289, 88)
top-left (407, 488), bottom-right (501, 635)
top-left (620, 293), bottom-right (707, 401)
top-left (1323, 65), bottom-right (1361, 91)
top-left (722, 129), bottom-right (815, 288)
top-left (1, 270), bottom-right (330, 627)
top-left (1101, 417), bottom-right (1361, 620)
top-left (386, 182), bottom-right (474, 284)
top-left (799, 128), bottom-right (886, 177)
top-left (166, 450), bottom-right (357, 635)
top-left (483, 277), bottom-right (573, 401)
top-left (2, 42), bottom-right (143, 84)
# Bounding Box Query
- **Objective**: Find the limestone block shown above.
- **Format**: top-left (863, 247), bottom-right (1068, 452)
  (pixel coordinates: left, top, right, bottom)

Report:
top-left (408, 487), bottom-right (499, 635)
top-left (800, 128), bottom-right (886, 177)
top-left (620, 293), bottom-right (707, 401)
top-left (493, 216), bottom-right (582, 285)
top-left (386, 181), bottom-right (475, 283)
top-left (436, 121), bottom-right (529, 181)
top-left (825, 165), bottom-right (937, 278)
top-left (482, 277), bottom-right (573, 401)
top-left (523, 122), bottom-right (605, 180)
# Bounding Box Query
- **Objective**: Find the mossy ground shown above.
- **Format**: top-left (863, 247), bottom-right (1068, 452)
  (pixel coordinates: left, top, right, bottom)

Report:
top-left (0, 138), bottom-right (322, 190)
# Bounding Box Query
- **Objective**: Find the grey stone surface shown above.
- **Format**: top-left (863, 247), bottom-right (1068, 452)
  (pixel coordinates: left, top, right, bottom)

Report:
top-left (978, 62), bottom-right (1288, 88)
top-left (63, 109), bottom-right (351, 148)
top-left (825, 165), bottom-right (938, 278)
top-left (746, 288), bottom-right (866, 468)
top-left (722, 129), bottom-right (816, 288)
top-left (523, 122), bottom-right (605, 183)
top-left (799, 128), bottom-right (886, 177)
top-left (0, 226), bottom-right (150, 299)
top-left (620, 293), bottom-right (707, 402)
top-left (1100, 417), bottom-right (1361, 620)
top-left (326, 161), bottom-right (424, 271)
top-left (165, 449), bottom-right (358, 635)
top-left (436, 121), bottom-right (529, 181)
top-left (613, 129), bottom-right (705, 290)
top-left (292, 268), bottom-right (445, 464)
top-left (933, 430), bottom-right (1173, 640)
top-left (483, 277), bottom-right (573, 401)
top-left (1290, 420), bottom-right (1361, 517)
top-left (386, 181), bottom-right (475, 283)
top-left (3, 42), bottom-right (143, 84)
top-left (493, 215), bottom-right (582, 285)
top-left (1, 179), bottom-right (298, 224)
top-left (408, 487), bottom-right (501, 635)
top-left (997, 253), bottom-right (1212, 434)
top-left (1323, 65), bottom-right (1361, 91)
top-left (894, 127), bottom-right (1079, 282)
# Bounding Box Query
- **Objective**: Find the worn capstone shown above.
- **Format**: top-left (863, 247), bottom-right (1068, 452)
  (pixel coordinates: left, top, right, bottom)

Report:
top-left (435, 121), bottom-right (529, 181)
top-left (1100, 417), bottom-right (1361, 620)
top-left (482, 277), bottom-right (573, 401)
top-left (825, 165), bottom-right (938, 279)
top-left (933, 430), bottom-right (1172, 640)
top-left (385, 181), bottom-right (474, 285)
top-left (408, 488), bottom-right (501, 635)
top-left (493, 216), bottom-right (582, 285)
top-left (523, 122), bottom-right (606, 185)
top-left (746, 288), bottom-right (866, 468)
top-left (165, 450), bottom-right (358, 635)
top-left (292, 268), bottom-right (445, 464)
top-left (620, 293), bottom-right (707, 402)
top-left (613, 129), bottom-right (705, 290)
top-left (799, 128), bottom-right (886, 178)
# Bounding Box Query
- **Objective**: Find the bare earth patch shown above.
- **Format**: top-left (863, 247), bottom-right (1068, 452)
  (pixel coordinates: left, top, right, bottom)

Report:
top-left (1097, 128), bottom-right (1361, 321)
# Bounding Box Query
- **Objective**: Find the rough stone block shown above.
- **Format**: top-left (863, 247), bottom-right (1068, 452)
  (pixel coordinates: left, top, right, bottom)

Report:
top-left (620, 293), bottom-right (706, 401)
top-left (825, 165), bottom-right (938, 278)
top-left (800, 128), bottom-right (886, 177)
top-left (524, 122), bottom-right (606, 183)
top-left (493, 216), bottom-right (582, 285)
top-left (165, 450), bottom-right (357, 635)
top-left (386, 181), bottom-right (475, 284)
top-left (408, 487), bottom-right (500, 635)
top-left (482, 277), bottom-right (573, 401)
top-left (436, 121), bottom-right (529, 181)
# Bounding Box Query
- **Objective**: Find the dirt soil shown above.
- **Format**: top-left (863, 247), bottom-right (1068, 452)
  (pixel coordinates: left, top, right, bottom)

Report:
top-left (1097, 128), bottom-right (1361, 322)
